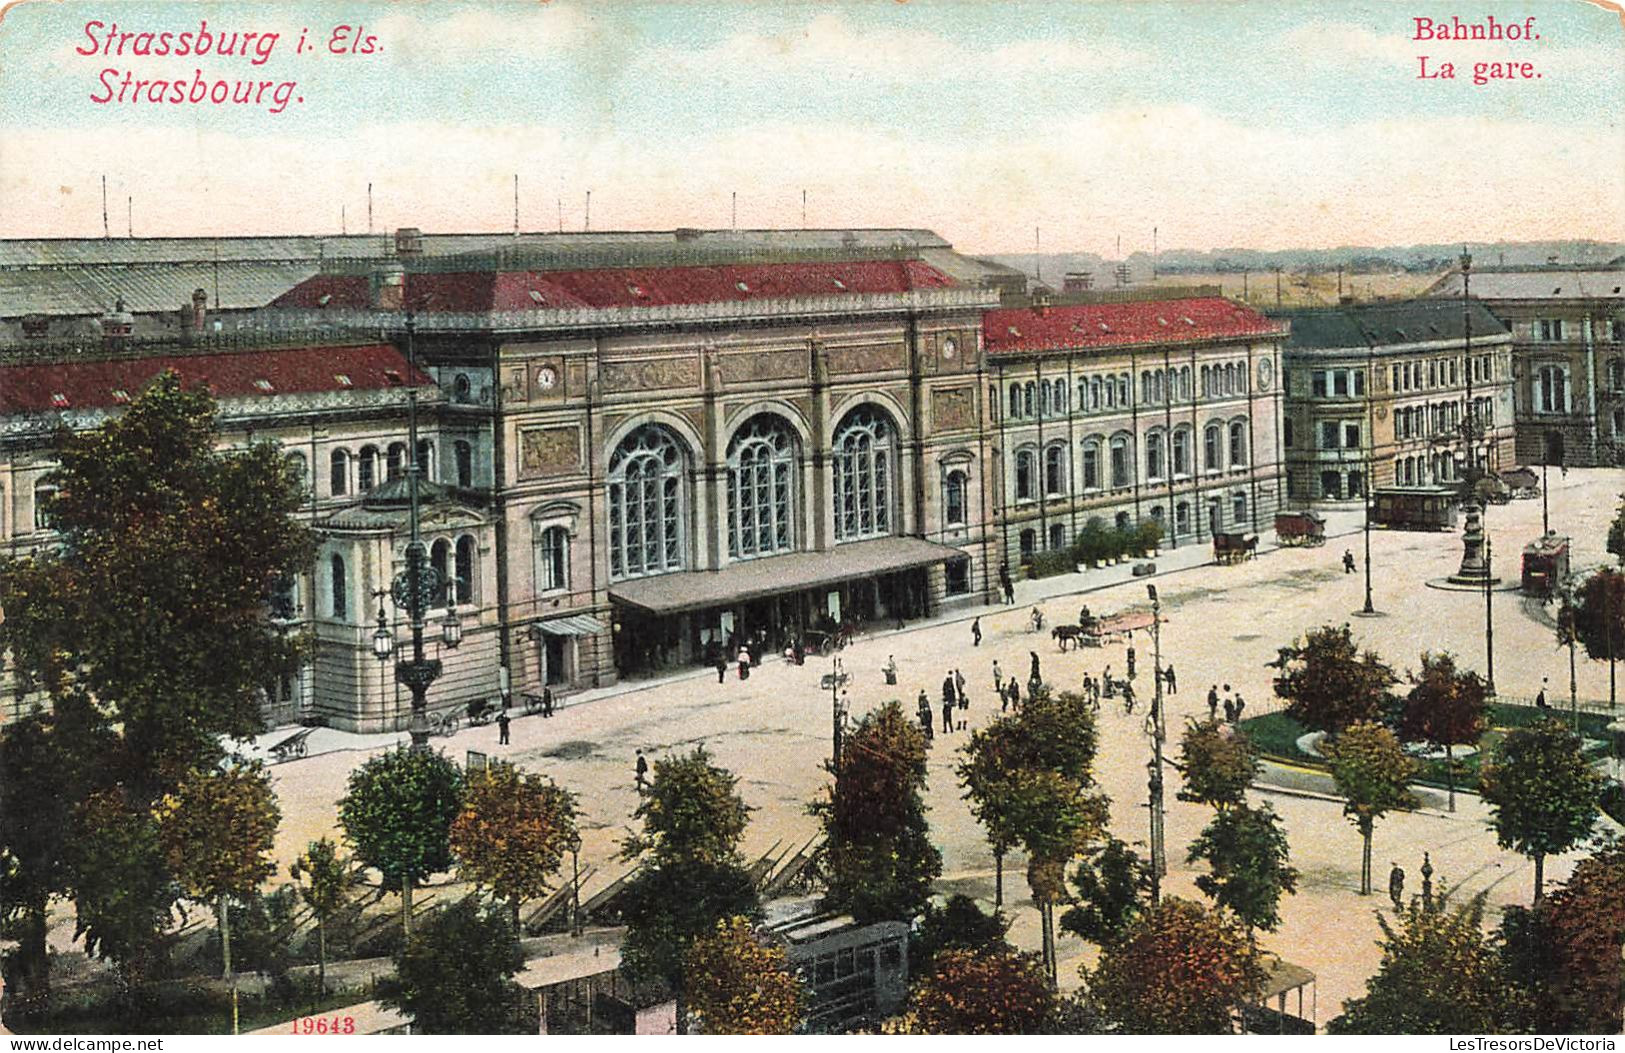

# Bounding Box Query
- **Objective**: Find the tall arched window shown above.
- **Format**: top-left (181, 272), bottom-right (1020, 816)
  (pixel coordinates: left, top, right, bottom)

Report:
top-left (1081, 437), bottom-right (1102, 491)
top-left (1044, 442), bottom-right (1068, 497)
top-left (538, 526), bottom-right (568, 591)
top-left (609, 424), bottom-right (689, 579)
top-left (416, 440), bottom-right (434, 483)
top-left (455, 536), bottom-right (475, 605)
top-left (727, 414), bottom-right (798, 560)
top-left (944, 469), bottom-right (967, 527)
top-left (285, 452), bottom-right (309, 496)
top-left (1204, 423), bottom-right (1223, 472)
top-left (33, 482), bottom-right (55, 532)
top-left (386, 442), bottom-right (408, 482)
top-left (329, 553), bottom-right (347, 619)
top-left (1089, 377), bottom-right (1101, 410)
top-left (1008, 383), bottom-right (1022, 420)
top-left (1180, 366), bottom-right (1191, 401)
top-left (1172, 427), bottom-right (1192, 476)
top-left (330, 448), bottom-right (349, 496)
top-left (1117, 374), bottom-right (1130, 407)
top-left (1053, 379), bottom-right (1068, 414)
top-left (1023, 382), bottom-right (1036, 419)
top-left (833, 406), bottom-right (895, 542)
top-left (454, 440), bottom-right (473, 488)
top-left (1040, 381), bottom-right (1051, 418)
top-left (1014, 448), bottom-right (1036, 502)
top-left (1145, 430), bottom-right (1165, 481)
top-left (431, 539), bottom-right (450, 602)
top-left (1141, 372), bottom-right (1154, 405)
top-left (1229, 420), bottom-right (1249, 466)
top-left (1538, 365), bottom-right (1569, 414)
top-left (358, 445), bottom-right (378, 491)
top-left (1109, 434), bottom-right (1132, 488)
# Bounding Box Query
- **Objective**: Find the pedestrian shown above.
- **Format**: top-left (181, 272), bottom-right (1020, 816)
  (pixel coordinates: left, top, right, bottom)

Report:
top-left (737, 646), bottom-right (751, 681)
top-left (635, 750), bottom-right (649, 790)
top-left (999, 563), bottom-right (1015, 605)
top-left (1535, 677), bottom-right (1549, 709)
top-left (1207, 684), bottom-right (1220, 721)
top-left (1233, 693), bottom-right (1246, 722)
top-left (1343, 549), bottom-right (1356, 574)
top-left (941, 674), bottom-right (957, 733)
top-left (1078, 605), bottom-right (1092, 627)
top-left (917, 690), bottom-right (935, 742)
top-left (1008, 676), bottom-right (1023, 712)
top-left (954, 668), bottom-right (968, 703)
top-left (1030, 651), bottom-right (1041, 683)
top-left (497, 710), bottom-right (511, 745)
top-left (715, 653), bottom-right (728, 684)
top-left (1001, 676), bottom-right (1012, 712)
top-left (972, 617), bottom-right (982, 646)
top-left (1126, 642), bottom-right (1137, 681)
top-left (1223, 697), bottom-right (1237, 724)
top-left (1164, 663), bottom-right (1177, 694)
top-left (541, 686), bottom-right (554, 718)
top-left (793, 638), bottom-right (805, 666)
top-left (1030, 606), bottom-right (1045, 632)
top-left (992, 659), bottom-right (1003, 693)
top-left (1388, 863), bottom-right (1405, 911)
top-left (1103, 664), bottom-right (1114, 696)
top-left (1122, 680), bottom-right (1136, 715)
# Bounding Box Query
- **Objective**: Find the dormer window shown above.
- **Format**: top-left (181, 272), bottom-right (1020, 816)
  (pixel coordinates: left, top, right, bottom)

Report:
top-left (110, 389), bottom-right (130, 404)
top-left (529, 289), bottom-right (546, 305)
top-left (317, 293), bottom-right (333, 307)
top-left (627, 284), bottom-right (645, 298)
top-left (1098, 323), bottom-right (1111, 333)
top-left (254, 378), bottom-right (275, 392)
top-left (735, 281), bottom-right (750, 293)
top-left (832, 278), bottom-right (847, 291)
top-left (334, 374), bottom-right (353, 387)
top-left (1181, 316), bottom-right (1195, 326)
top-left (51, 392), bottom-right (70, 408)
top-left (383, 370), bottom-right (404, 386)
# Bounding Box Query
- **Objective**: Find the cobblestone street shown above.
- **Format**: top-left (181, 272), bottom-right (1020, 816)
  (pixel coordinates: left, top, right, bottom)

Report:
top-left (255, 467), bottom-right (1622, 1022)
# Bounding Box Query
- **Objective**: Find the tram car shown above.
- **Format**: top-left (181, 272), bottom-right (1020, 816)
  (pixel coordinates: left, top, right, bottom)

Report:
top-left (1521, 534), bottom-right (1570, 597)
top-left (1274, 510), bottom-right (1327, 547)
top-left (1371, 485), bottom-right (1459, 532)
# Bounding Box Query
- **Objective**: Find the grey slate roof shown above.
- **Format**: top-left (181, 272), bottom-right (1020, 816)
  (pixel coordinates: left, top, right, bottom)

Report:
top-left (1275, 299), bottom-right (1508, 351)
top-left (1426, 268), bottom-right (1625, 301)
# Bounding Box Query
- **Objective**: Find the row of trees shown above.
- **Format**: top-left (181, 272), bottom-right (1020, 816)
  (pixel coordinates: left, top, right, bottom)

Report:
top-left (1075, 517), bottom-right (1164, 568)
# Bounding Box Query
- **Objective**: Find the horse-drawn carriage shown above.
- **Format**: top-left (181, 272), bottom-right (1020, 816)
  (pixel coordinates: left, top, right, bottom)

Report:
top-left (1212, 531), bottom-right (1259, 565)
top-left (1273, 510), bottom-right (1326, 547)
top-left (1499, 467), bottom-right (1540, 501)
top-left (1057, 608), bottom-right (1158, 650)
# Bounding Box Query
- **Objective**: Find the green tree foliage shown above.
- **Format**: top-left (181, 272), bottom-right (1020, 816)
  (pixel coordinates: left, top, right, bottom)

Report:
top-left (1324, 722), bottom-right (1419, 896)
top-left (289, 838), bottom-right (355, 996)
top-left (338, 747), bottom-right (465, 938)
top-left (384, 895), bottom-right (528, 1035)
top-left (624, 745), bottom-right (750, 868)
top-left (683, 916), bottom-right (804, 1035)
top-left (1477, 718), bottom-right (1603, 901)
top-left (956, 718), bottom-right (1024, 907)
top-left (1177, 718), bottom-right (1259, 810)
top-left (1008, 768), bottom-right (1110, 986)
top-left (450, 763), bottom-right (577, 926)
top-left (1075, 517), bottom-right (1113, 566)
top-left (620, 747), bottom-right (759, 1034)
top-left (1537, 843), bottom-right (1625, 1033)
top-left (153, 762), bottom-right (281, 985)
top-left (1186, 803), bottom-right (1299, 933)
top-left (1333, 891), bottom-right (1533, 1034)
top-left (1269, 624), bottom-right (1396, 735)
top-left (64, 790), bottom-right (178, 991)
top-left (1085, 897), bottom-right (1264, 1034)
top-left (1061, 838), bottom-right (1148, 947)
top-left (815, 701), bottom-right (941, 925)
top-left (0, 373), bottom-right (315, 802)
top-left (1398, 652), bottom-right (1489, 812)
top-left (893, 947), bottom-right (1058, 1035)
top-left (1571, 568), bottom-right (1625, 707)
top-left (912, 895), bottom-right (1012, 975)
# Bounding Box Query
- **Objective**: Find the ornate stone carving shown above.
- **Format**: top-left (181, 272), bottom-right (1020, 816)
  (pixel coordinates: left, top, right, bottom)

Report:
top-left (827, 343), bottom-right (903, 376)
top-left (519, 426), bottom-right (582, 477)
top-left (601, 357), bottom-right (701, 392)
top-left (932, 386), bottom-right (975, 432)
top-left (717, 351), bottom-right (806, 384)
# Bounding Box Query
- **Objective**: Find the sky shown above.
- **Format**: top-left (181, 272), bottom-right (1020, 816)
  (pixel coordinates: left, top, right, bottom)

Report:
top-left (0, 0), bottom-right (1621, 254)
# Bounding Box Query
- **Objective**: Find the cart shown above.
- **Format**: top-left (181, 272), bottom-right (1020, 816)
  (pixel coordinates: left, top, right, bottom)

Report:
top-left (267, 727), bottom-right (314, 763)
top-left (1274, 510), bottom-right (1326, 547)
top-left (1213, 531), bottom-right (1259, 565)
top-left (1080, 609), bottom-right (1158, 647)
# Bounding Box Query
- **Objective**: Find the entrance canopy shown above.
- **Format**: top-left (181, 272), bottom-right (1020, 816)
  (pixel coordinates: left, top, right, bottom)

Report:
top-left (533, 613), bottom-right (609, 636)
top-left (609, 537), bottom-right (964, 616)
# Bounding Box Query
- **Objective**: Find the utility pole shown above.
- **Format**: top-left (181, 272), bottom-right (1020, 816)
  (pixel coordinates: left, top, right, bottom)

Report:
top-left (1362, 331), bottom-right (1377, 614)
top-left (1274, 266), bottom-right (1283, 308)
top-left (1146, 585), bottom-right (1166, 903)
top-left (513, 174), bottom-right (519, 235)
top-left (829, 656), bottom-right (847, 769)
top-left (585, 190), bottom-right (591, 232)
top-left (101, 175), bottom-right (109, 238)
top-left (1483, 535), bottom-right (1496, 695)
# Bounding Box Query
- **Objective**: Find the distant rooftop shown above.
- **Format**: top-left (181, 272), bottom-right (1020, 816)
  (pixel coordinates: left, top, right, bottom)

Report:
top-left (1425, 266), bottom-right (1625, 301)
top-left (983, 296), bottom-right (1283, 356)
top-left (1276, 299), bottom-right (1509, 351)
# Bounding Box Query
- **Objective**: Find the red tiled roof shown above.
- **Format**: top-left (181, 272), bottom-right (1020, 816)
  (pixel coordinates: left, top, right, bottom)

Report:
top-left (0, 343), bottom-right (429, 415)
top-left (271, 259), bottom-right (956, 312)
top-left (983, 297), bottom-right (1284, 355)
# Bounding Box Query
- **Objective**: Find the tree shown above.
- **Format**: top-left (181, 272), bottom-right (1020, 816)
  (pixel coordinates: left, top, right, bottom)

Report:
top-left (338, 747), bottom-right (465, 938)
top-left (1398, 652), bottom-right (1489, 812)
top-left (0, 372), bottom-right (315, 805)
top-left (1177, 719), bottom-right (1259, 810)
top-left (289, 838), bottom-right (355, 996)
top-left (957, 718), bottom-right (1024, 906)
top-left (912, 895), bottom-right (1012, 974)
top-left (1332, 891), bottom-right (1533, 1034)
top-left (1537, 842), bottom-right (1625, 1032)
top-left (63, 790), bottom-right (178, 992)
top-left (1006, 768), bottom-right (1109, 986)
top-left (1477, 717), bottom-right (1603, 901)
top-left (450, 763), bottom-right (577, 928)
top-left (620, 747), bottom-right (759, 1034)
top-left (1061, 838), bottom-right (1147, 947)
top-left (891, 947), bottom-right (1058, 1034)
top-left (815, 701), bottom-right (941, 925)
top-left (682, 916), bottom-right (803, 1035)
top-left (1269, 624), bottom-right (1396, 735)
top-left (385, 895), bottom-right (528, 1034)
top-left (1186, 803), bottom-right (1298, 934)
top-left (153, 759), bottom-right (280, 1032)
top-left (1324, 721), bottom-right (1418, 896)
top-left (1085, 897), bottom-right (1264, 1034)
top-left (1571, 568), bottom-right (1625, 708)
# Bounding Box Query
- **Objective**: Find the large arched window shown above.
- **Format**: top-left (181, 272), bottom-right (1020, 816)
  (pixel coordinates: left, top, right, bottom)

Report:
top-left (386, 442), bottom-right (408, 482)
top-left (33, 481), bottom-right (55, 532)
top-left (1022, 383), bottom-right (1036, 419)
top-left (1014, 448), bottom-right (1036, 502)
top-left (727, 414), bottom-right (798, 560)
top-left (538, 526), bottom-right (568, 591)
top-left (1204, 423), bottom-right (1223, 472)
top-left (1043, 442), bottom-right (1068, 497)
top-left (454, 440), bottom-right (473, 489)
top-left (1117, 373), bottom-right (1130, 407)
top-left (1080, 437), bottom-right (1102, 491)
top-left (330, 448), bottom-right (349, 496)
top-left (1008, 383), bottom-right (1022, 420)
top-left (1229, 420), bottom-right (1249, 466)
top-left (416, 440), bottom-right (435, 483)
top-left (1172, 426), bottom-right (1192, 477)
top-left (833, 406), bottom-right (896, 542)
top-left (358, 445), bottom-right (378, 491)
top-left (1109, 434), bottom-right (1132, 489)
top-left (1538, 365), bottom-right (1569, 414)
top-left (455, 535), bottom-right (475, 605)
top-left (609, 424), bottom-right (689, 579)
top-left (329, 553), bottom-right (347, 619)
top-left (1053, 379), bottom-right (1068, 415)
top-left (284, 452), bottom-right (309, 496)
top-left (1145, 430), bottom-right (1165, 481)
top-left (944, 469), bottom-right (968, 527)
top-left (431, 539), bottom-right (451, 603)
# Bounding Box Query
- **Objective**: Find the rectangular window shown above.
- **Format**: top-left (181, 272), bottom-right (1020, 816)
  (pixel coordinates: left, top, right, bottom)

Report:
top-left (1283, 419), bottom-right (1294, 447)
top-left (1333, 371), bottom-right (1349, 396)
top-left (1352, 370), bottom-right (1365, 396)
top-left (1320, 421), bottom-right (1339, 449)
top-left (1392, 364), bottom-right (1401, 392)
top-left (1539, 319), bottom-right (1564, 342)
top-left (1344, 422), bottom-right (1362, 449)
top-left (1312, 372), bottom-right (1327, 397)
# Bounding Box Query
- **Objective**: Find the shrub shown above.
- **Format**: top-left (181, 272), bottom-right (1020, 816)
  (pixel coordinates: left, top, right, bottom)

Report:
top-left (1076, 518), bottom-right (1112, 566)
top-left (1029, 550), bottom-right (1077, 579)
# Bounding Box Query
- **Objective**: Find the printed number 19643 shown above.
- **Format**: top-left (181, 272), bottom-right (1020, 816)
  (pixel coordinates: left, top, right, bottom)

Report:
top-left (293, 1015), bottom-right (357, 1034)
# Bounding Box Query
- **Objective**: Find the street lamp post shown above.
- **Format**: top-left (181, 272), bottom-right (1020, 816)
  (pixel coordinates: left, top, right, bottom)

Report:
top-left (1361, 331), bottom-right (1377, 615)
top-left (1560, 579), bottom-right (1580, 732)
top-left (829, 656), bottom-right (848, 769)
top-left (1146, 584), bottom-right (1166, 903)
top-left (371, 589), bottom-right (395, 727)
top-left (1484, 535), bottom-right (1496, 695)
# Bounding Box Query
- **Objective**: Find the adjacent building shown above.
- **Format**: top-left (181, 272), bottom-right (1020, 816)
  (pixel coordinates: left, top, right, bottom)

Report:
top-left (1426, 264), bottom-right (1625, 467)
top-left (981, 292), bottom-right (1288, 563)
top-left (1276, 300), bottom-right (1516, 504)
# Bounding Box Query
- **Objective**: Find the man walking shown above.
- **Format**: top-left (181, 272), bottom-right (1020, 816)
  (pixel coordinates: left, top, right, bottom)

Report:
top-left (497, 710), bottom-right (511, 745)
top-left (1233, 692), bottom-right (1246, 722)
top-left (917, 690), bottom-right (935, 742)
top-left (1343, 549), bottom-right (1356, 574)
top-left (992, 659), bottom-right (1003, 694)
top-left (635, 750), bottom-right (649, 790)
top-left (541, 686), bottom-right (554, 718)
top-left (1388, 862), bottom-right (1405, 911)
top-left (999, 564), bottom-right (1015, 605)
top-left (954, 668), bottom-right (968, 704)
top-left (715, 653), bottom-right (728, 684)
top-left (1207, 684), bottom-right (1220, 721)
top-left (1164, 663), bottom-right (1177, 694)
top-left (971, 617), bottom-right (982, 647)
top-left (941, 674), bottom-right (957, 734)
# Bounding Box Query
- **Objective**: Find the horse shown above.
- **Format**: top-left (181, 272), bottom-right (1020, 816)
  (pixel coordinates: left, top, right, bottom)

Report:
top-left (1052, 624), bottom-right (1085, 652)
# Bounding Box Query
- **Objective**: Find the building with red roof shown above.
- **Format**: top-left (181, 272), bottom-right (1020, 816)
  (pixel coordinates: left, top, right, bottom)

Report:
top-left (979, 292), bottom-right (1288, 567)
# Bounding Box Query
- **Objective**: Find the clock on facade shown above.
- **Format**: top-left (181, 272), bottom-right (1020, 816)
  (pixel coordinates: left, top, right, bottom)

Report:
top-left (942, 336), bottom-right (958, 359)
top-left (1256, 357), bottom-right (1274, 391)
top-left (537, 366), bottom-right (557, 390)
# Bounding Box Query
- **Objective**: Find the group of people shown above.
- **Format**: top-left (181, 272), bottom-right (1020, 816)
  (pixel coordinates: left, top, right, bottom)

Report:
top-left (1205, 683), bottom-right (1248, 724)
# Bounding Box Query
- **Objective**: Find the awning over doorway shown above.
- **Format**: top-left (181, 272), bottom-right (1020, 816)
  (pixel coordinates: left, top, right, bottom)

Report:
top-left (533, 613), bottom-right (609, 636)
top-left (608, 537), bottom-right (965, 616)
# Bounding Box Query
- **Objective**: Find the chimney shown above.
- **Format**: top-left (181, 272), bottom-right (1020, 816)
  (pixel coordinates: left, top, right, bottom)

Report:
top-left (394, 227), bottom-right (424, 256)
top-left (101, 297), bottom-right (134, 349)
top-left (192, 288), bottom-right (208, 330)
top-left (370, 261), bottom-right (406, 311)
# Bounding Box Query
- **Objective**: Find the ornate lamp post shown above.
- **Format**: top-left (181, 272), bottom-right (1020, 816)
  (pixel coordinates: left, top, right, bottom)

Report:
top-left (1360, 330), bottom-right (1378, 615)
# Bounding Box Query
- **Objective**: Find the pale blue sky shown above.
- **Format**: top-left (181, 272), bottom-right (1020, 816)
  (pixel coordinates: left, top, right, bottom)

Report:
top-left (1, 0), bottom-right (1620, 251)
